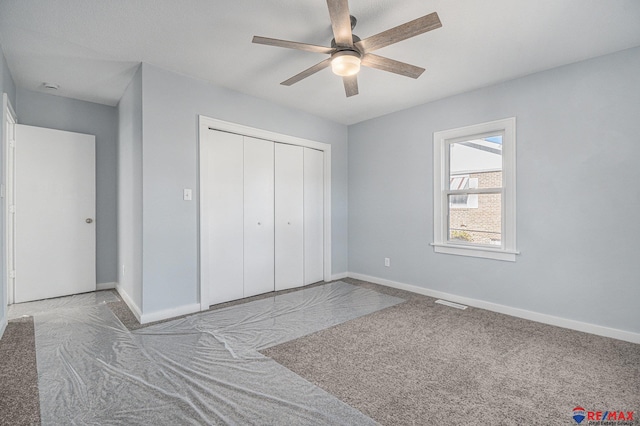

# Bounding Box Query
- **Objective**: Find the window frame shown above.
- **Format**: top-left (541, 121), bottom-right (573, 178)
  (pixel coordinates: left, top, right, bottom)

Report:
top-left (432, 117), bottom-right (518, 261)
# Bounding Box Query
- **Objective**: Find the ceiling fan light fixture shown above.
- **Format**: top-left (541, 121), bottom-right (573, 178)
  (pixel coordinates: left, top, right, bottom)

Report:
top-left (331, 51), bottom-right (361, 76)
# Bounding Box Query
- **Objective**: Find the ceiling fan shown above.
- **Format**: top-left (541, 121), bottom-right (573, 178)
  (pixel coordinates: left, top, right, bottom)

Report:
top-left (252, 0), bottom-right (442, 97)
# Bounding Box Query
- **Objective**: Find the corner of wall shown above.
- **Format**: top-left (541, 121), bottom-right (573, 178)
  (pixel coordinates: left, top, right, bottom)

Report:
top-left (117, 61), bottom-right (144, 312)
top-left (331, 273), bottom-right (348, 281)
top-left (96, 282), bottom-right (117, 291)
top-left (115, 282), bottom-right (142, 322)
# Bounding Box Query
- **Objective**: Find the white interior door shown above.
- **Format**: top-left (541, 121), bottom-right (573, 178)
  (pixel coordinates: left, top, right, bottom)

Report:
top-left (275, 143), bottom-right (304, 291)
top-left (304, 148), bottom-right (324, 285)
top-left (14, 124), bottom-right (96, 303)
top-left (203, 130), bottom-right (244, 305)
top-left (243, 137), bottom-right (274, 297)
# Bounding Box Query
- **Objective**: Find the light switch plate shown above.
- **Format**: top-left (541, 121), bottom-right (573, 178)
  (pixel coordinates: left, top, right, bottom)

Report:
top-left (183, 188), bottom-right (192, 201)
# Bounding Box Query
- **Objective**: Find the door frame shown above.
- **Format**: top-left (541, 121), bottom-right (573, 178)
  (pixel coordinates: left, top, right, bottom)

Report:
top-left (197, 115), bottom-right (332, 311)
top-left (2, 93), bottom-right (17, 306)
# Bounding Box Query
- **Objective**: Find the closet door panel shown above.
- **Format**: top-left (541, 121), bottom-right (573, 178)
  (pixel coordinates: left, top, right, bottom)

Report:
top-left (205, 130), bottom-right (244, 305)
top-left (243, 137), bottom-right (275, 297)
top-left (275, 144), bottom-right (304, 291)
top-left (304, 148), bottom-right (324, 284)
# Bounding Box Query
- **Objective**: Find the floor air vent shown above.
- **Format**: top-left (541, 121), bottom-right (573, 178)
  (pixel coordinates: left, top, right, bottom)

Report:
top-left (435, 299), bottom-right (468, 310)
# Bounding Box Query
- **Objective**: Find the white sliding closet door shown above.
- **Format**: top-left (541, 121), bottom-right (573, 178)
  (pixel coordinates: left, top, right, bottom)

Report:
top-left (304, 148), bottom-right (324, 285)
top-left (203, 130), bottom-right (244, 305)
top-left (201, 121), bottom-right (330, 309)
top-left (244, 137), bottom-right (275, 297)
top-left (275, 144), bottom-right (304, 291)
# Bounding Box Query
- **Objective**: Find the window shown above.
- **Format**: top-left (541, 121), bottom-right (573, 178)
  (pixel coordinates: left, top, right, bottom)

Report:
top-left (449, 175), bottom-right (478, 209)
top-left (432, 118), bottom-right (518, 261)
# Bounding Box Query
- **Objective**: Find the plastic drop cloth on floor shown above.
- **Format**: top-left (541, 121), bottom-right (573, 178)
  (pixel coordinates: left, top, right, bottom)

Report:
top-left (32, 282), bottom-right (404, 425)
top-left (8, 290), bottom-right (119, 320)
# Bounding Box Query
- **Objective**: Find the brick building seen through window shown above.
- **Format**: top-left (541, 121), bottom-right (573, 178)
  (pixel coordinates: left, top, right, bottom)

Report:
top-left (449, 171), bottom-right (502, 245)
top-left (448, 137), bottom-right (502, 246)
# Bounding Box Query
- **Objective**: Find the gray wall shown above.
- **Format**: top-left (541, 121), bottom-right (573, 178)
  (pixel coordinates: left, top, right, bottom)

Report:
top-left (117, 65), bottom-right (143, 309)
top-left (15, 88), bottom-right (118, 285)
top-left (0, 43), bottom-right (15, 334)
top-left (139, 63), bottom-right (348, 314)
top-left (1, 49), bottom-right (15, 106)
top-left (348, 46), bottom-right (640, 334)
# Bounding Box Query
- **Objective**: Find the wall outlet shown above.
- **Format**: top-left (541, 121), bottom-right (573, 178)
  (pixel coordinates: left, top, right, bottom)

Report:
top-left (384, 258), bottom-right (390, 267)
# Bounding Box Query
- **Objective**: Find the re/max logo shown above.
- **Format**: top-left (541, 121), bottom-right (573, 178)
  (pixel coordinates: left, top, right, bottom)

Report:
top-left (586, 411), bottom-right (634, 421)
top-left (573, 407), bottom-right (635, 425)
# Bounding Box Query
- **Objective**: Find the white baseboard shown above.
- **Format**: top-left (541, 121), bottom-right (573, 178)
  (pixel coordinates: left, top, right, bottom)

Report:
top-left (331, 272), bottom-right (348, 281)
top-left (114, 284), bottom-right (199, 325)
top-left (140, 303), bottom-right (201, 325)
top-left (348, 272), bottom-right (640, 345)
top-left (97, 282), bottom-right (117, 291)
top-left (0, 314), bottom-right (6, 340)
top-left (115, 284), bottom-right (142, 323)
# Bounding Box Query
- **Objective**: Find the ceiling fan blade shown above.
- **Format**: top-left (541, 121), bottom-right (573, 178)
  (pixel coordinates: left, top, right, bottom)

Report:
top-left (326, 0), bottom-right (353, 47)
top-left (281, 58), bottom-right (332, 86)
top-left (343, 75), bottom-right (358, 97)
top-left (361, 54), bottom-right (425, 79)
top-left (252, 36), bottom-right (333, 54)
top-left (355, 12), bottom-right (442, 53)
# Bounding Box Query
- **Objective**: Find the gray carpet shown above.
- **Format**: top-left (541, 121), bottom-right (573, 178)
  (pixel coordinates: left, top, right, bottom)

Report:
top-left (0, 317), bottom-right (41, 426)
top-left (262, 278), bottom-right (640, 426)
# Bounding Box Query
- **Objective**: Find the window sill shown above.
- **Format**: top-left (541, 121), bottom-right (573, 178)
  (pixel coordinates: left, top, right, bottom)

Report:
top-left (431, 243), bottom-right (519, 262)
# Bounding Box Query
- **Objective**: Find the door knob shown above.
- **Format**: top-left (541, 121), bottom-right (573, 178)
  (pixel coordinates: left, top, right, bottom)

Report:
top-left (86, 218), bottom-right (93, 224)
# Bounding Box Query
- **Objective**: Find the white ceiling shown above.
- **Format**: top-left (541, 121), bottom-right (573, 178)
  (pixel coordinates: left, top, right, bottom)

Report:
top-left (1, 0), bottom-right (639, 125)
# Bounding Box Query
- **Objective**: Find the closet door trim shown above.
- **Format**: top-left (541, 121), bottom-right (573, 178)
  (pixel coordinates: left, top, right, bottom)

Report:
top-left (198, 116), bottom-right (332, 311)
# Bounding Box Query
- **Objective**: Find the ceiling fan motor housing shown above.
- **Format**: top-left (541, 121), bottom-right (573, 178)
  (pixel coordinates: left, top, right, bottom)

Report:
top-left (331, 33), bottom-right (362, 52)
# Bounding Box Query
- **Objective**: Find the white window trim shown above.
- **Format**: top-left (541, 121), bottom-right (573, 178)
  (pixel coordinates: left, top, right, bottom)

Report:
top-left (432, 117), bottom-right (518, 262)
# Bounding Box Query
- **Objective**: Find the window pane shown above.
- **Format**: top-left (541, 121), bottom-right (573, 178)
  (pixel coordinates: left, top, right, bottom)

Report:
top-left (450, 136), bottom-right (502, 189)
top-left (449, 175), bottom-right (478, 208)
top-left (448, 193), bottom-right (501, 246)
